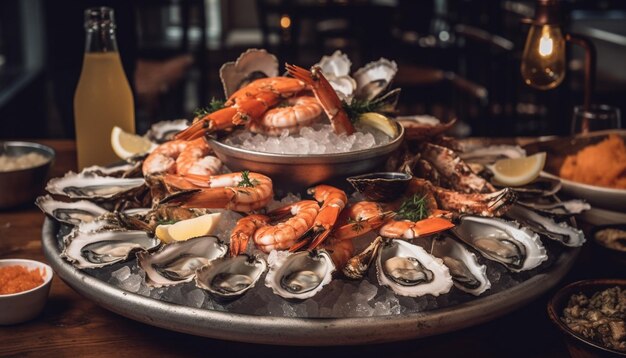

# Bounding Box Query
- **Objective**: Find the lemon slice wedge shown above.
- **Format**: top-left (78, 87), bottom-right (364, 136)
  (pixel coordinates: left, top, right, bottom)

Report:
top-left (111, 126), bottom-right (155, 159)
top-left (358, 112), bottom-right (399, 138)
top-left (489, 152), bottom-right (547, 187)
top-left (155, 213), bottom-right (222, 243)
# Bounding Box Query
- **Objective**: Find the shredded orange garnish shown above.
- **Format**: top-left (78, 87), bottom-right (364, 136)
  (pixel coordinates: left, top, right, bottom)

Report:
top-left (0, 265), bottom-right (45, 295)
top-left (560, 134), bottom-right (626, 189)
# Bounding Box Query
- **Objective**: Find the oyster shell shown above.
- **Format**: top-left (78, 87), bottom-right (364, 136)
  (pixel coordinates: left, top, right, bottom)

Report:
top-left (145, 119), bottom-right (189, 143)
top-left (459, 145), bottom-right (526, 165)
top-left (36, 195), bottom-right (108, 226)
top-left (46, 172), bottom-right (145, 200)
top-left (353, 58), bottom-right (398, 101)
top-left (195, 254), bottom-right (267, 301)
top-left (430, 236), bottom-right (491, 296)
top-left (81, 162), bottom-right (141, 178)
top-left (506, 204), bottom-right (585, 247)
top-left (265, 250), bottom-right (335, 300)
top-left (376, 239), bottom-right (453, 297)
top-left (220, 49), bottom-right (279, 98)
top-left (518, 200), bottom-right (590, 217)
top-left (62, 230), bottom-right (160, 269)
top-left (315, 50), bottom-right (356, 102)
top-left (137, 236), bottom-right (227, 287)
top-left (451, 216), bottom-right (548, 272)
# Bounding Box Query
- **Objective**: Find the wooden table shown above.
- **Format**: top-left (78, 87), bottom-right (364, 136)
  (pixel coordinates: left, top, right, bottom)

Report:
top-left (0, 140), bottom-right (616, 357)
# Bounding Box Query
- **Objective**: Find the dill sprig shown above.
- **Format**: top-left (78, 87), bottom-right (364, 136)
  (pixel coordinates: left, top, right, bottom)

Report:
top-left (194, 98), bottom-right (225, 118)
top-left (237, 170), bottom-right (259, 188)
top-left (396, 194), bottom-right (429, 222)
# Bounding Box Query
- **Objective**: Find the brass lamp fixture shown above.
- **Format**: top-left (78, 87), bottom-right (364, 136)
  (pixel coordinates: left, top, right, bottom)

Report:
top-left (520, 0), bottom-right (596, 131)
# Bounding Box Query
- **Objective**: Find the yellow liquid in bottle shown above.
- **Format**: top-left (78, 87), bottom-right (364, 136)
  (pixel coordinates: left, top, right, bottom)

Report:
top-left (74, 52), bottom-right (135, 169)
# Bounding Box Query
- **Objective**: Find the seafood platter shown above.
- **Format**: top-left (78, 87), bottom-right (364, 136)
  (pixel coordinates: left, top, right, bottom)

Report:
top-left (41, 50), bottom-right (585, 345)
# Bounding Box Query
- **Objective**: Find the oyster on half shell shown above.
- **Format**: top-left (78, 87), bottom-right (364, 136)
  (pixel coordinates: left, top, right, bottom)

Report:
top-left (145, 119), bottom-right (189, 143)
top-left (220, 49), bottom-right (279, 98)
top-left (353, 58), bottom-right (398, 101)
top-left (451, 216), bottom-right (548, 272)
top-left (46, 172), bottom-right (145, 201)
top-left (430, 236), bottom-right (491, 296)
top-left (62, 230), bottom-right (160, 269)
top-left (265, 250), bottom-right (335, 300)
top-left (36, 195), bottom-right (109, 226)
top-left (137, 236), bottom-right (227, 287)
top-left (506, 204), bottom-right (585, 247)
top-left (376, 239), bottom-right (453, 297)
top-left (195, 254), bottom-right (267, 301)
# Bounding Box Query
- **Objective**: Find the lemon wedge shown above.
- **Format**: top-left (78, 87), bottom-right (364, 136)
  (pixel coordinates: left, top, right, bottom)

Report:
top-left (358, 112), bottom-right (399, 138)
top-left (111, 126), bottom-right (155, 159)
top-left (154, 213), bottom-right (222, 243)
top-left (489, 152), bottom-right (547, 187)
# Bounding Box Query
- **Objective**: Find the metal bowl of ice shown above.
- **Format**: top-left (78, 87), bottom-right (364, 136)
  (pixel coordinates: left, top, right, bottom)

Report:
top-left (209, 123), bottom-right (405, 193)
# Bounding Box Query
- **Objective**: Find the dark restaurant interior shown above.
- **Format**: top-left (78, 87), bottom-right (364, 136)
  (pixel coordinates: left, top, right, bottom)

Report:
top-left (1, 0), bottom-right (624, 139)
top-left (1, 1), bottom-right (625, 357)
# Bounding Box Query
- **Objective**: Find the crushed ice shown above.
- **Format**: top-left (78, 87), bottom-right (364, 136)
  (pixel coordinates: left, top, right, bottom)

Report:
top-left (223, 123), bottom-right (391, 155)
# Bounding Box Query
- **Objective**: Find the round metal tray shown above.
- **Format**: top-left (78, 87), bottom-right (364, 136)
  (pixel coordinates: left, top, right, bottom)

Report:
top-left (42, 218), bottom-right (579, 346)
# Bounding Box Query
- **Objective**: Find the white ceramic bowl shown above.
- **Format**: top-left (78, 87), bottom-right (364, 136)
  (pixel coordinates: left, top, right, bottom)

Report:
top-left (0, 259), bottom-right (53, 325)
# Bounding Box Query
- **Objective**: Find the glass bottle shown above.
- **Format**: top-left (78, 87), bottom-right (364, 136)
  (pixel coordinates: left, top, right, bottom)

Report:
top-left (73, 7), bottom-right (135, 169)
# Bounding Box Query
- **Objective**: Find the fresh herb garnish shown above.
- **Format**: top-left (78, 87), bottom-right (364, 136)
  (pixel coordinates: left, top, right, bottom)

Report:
top-left (396, 194), bottom-right (429, 221)
top-left (156, 219), bottom-right (177, 226)
top-left (237, 170), bottom-right (259, 188)
top-left (342, 99), bottom-right (379, 123)
top-left (193, 98), bottom-right (225, 117)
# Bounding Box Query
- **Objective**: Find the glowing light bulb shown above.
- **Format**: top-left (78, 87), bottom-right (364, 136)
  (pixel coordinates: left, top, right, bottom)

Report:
top-left (521, 24), bottom-right (566, 90)
top-left (538, 31), bottom-right (553, 57)
top-left (280, 15), bottom-right (291, 29)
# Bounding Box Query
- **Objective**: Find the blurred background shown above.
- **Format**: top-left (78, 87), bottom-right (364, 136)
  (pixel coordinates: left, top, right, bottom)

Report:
top-left (0, 0), bottom-right (624, 139)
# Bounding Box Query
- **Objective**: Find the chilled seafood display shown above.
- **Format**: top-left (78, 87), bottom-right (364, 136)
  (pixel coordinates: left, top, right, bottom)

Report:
top-left (39, 49), bottom-right (589, 320)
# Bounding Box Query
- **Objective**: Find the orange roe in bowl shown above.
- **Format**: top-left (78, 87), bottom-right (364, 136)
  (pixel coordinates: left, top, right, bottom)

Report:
top-left (0, 265), bottom-right (45, 295)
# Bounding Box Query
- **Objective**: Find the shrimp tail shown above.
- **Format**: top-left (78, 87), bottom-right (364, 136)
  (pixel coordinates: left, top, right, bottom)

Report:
top-left (286, 64), bottom-right (355, 135)
top-left (175, 107), bottom-right (239, 140)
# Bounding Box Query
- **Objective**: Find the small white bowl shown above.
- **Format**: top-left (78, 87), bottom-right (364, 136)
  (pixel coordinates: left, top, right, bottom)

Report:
top-left (0, 259), bottom-right (53, 325)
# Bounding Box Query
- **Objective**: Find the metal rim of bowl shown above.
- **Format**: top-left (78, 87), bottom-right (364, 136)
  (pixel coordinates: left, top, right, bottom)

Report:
top-left (0, 141), bottom-right (55, 173)
top-left (546, 279), bottom-right (626, 356)
top-left (208, 122), bottom-right (405, 164)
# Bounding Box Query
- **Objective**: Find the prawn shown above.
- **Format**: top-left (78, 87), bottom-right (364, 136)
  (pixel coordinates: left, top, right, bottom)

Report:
top-left (286, 64), bottom-right (355, 135)
top-left (229, 214), bottom-right (270, 257)
top-left (247, 96), bottom-right (323, 135)
top-left (175, 77), bottom-right (307, 140)
top-left (142, 137), bottom-right (221, 177)
top-left (160, 171), bottom-right (273, 212)
top-left (289, 185), bottom-right (348, 252)
top-left (253, 200), bottom-right (320, 252)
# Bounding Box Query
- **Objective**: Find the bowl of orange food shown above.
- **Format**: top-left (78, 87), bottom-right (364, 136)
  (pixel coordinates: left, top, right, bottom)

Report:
top-left (0, 259), bottom-right (53, 325)
top-left (524, 130), bottom-right (626, 212)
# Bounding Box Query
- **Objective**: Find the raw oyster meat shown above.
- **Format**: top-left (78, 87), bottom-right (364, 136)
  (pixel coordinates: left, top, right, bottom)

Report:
top-left (518, 200), bottom-right (590, 218)
top-left (137, 236), bottom-right (227, 287)
top-left (265, 250), bottom-right (335, 300)
top-left (62, 230), bottom-right (160, 269)
top-left (36, 195), bottom-right (108, 226)
top-left (46, 172), bottom-right (145, 200)
top-left (195, 254), bottom-right (267, 301)
top-left (459, 145), bottom-right (526, 165)
top-left (430, 236), bottom-right (491, 296)
top-left (376, 239), bottom-right (453, 297)
top-left (451, 216), bottom-right (548, 272)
